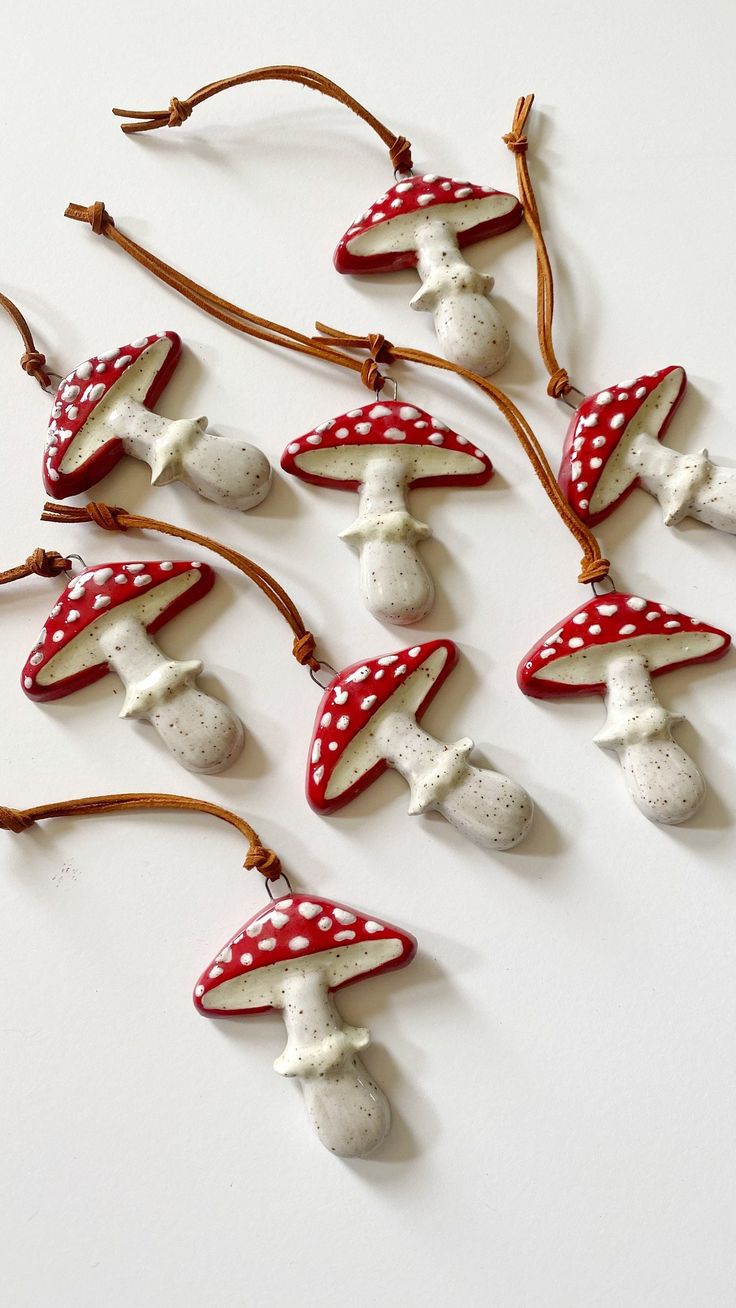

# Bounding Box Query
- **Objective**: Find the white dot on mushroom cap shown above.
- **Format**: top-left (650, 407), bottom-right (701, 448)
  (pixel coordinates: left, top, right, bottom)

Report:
top-left (591, 437), bottom-right (607, 450)
top-left (408, 647), bottom-right (421, 657)
top-left (311, 740), bottom-right (321, 764)
top-left (417, 195), bottom-right (433, 206)
top-left (318, 916), bottom-right (332, 931)
top-left (539, 648), bottom-right (556, 659)
top-left (133, 575), bottom-right (152, 587)
top-left (664, 620), bottom-right (681, 628)
top-left (577, 482), bottom-right (588, 493)
top-left (573, 438), bottom-right (585, 453)
top-left (384, 427), bottom-right (405, 441)
top-left (371, 212), bottom-right (386, 223)
top-left (374, 669), bottom-right (384, 679)
top-left (369, 405), bottom-right (392, 419)
top-left (365, 921), bottom-right (384, 934)
top-left (336, 715), bottom-right (350, 730)
top-left (361, 695), bottom-right (377, 710)
top-left (328, 742), bottom-right (338, 751)
top-left (114, 355), bottom-right (132, 370)
top-left (544, 629), bottom-right (563, 646)
top-left (395, 182), bottom-right (413, 193)
top-left (596, 391), bottom-right (613, 405)
top-left (347, 409), bottom-right (363, 418)
top-left (571, 460), bottom-right (582, 480)
top-left (320, 712), bottom-right (332, 729)
top-left (473, 449), bottom-right (485, 459)
top-left (617, 393), bottom-right (629, 401)
top-left (598, 604), bottom-right (617, 617)
top-left (590, 457), bottom-right (603, 469)
top-left (355, 423), bottom-right (372, 436)
top-left (569, 637), bottom-right (584, 648)
top-left (306, 434), bottom-right (322, 446)
top-left (393, 663), bottom-right (407, 677)
top-left (289, 936), bottom-right (310, 952)
top-left (581, 414), bottom-right (598, 428)
top-left (635, 386), bottom-right (647, 398)
top-left (24, 676), bottom-right (32, 689)
top-left (298, 902), bottom-right (323, 919)
top-left (258, 938), bottom-right (277, 952)
top-left (572, 612), bottom-right (588, 624)
top-left (313, 765), bottom-right (324, 785)
top-left (208, 965), bottom-right (223, 978)
top-left (66, 405), bottom-right (79, 421)
top-left (346, 665), bottom-right (371, 683)
top-left (333, 909), bottom-right (357, 925)
top-left (335, 930), bottom-right (356, 942)
top-left (455, 187), bottom-right (472, 199)
top-left (646, 612), bottom-right (659, 621)
top-left (661, 605), bottom-right (676, 615)
top-left (610, 414), bottom-right (626, 430)
top-left (379, 655), bottom-right (398, 665)
top-left (335, 428), bottom-right (349, 439)
top-left (131, 337), bottom-right (150, 348)
top-left (390, 198), bottom-right (402, 208)
top-left (239, 953), bottom-right (253, 966)
top-left (125, 564), bottom-right (145, 573)
top-left (414, 421), bottom-right (428, 429)
top-left (246, 921), bottom-right (263, 937)
top-left (66, 609), bottom-right (80, 624)
top-left (287, 443), bottom-right (300, 454)
top-left (400, 406), bottom-right (420, 421)
top-left (52, 631), bottom-right (64, 643)
top-left (619, 624), bottom-right (636, 636)
top-left (589, 624), bottom-right (602, 635)
top-left (627, 597), bottom-right (647, 610)
top-left (315, 421), bottom-right (334, 433)
top-left (114, 574), bottom-right (127, 585)
top-left (579, 499), bottom-right (589, 509)
top-left (30, 652), bottom-right (43, 666)
top-left (95, 363), bottom-right (107, 374)
top-left (159, 563), bottom-right (174, 573)
top-left (93, 596), bottom-right (111, 610)
top-left (269, 911), bottom-right (289, 929)
top-left (75, 361), bottom-right (93, 380)
top-left (86, 384), bottom-right (106, 404)
top-left (429, 433), bottom-right (444, 445)
top-left (278, 899), bottom-right (293, 909)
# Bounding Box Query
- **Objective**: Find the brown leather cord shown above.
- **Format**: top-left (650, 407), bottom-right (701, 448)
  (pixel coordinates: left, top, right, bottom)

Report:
top-left (503, 95), bottom-right (571, 401)
top-left (0, 548), bottom-right (72, 586)
top-left (111, 64), bottom-right (413, 173)
top-left (0, 291), bottom-right (53, 390)
top-left (0, 792), bottom-right (281, 878)
top-left (63, 202), bottom-right (608, 585)
top-left (64, 202), bottom-right (387, 395)
top-left (40, 501), bottom-right (322, 669)
top-left (314, 325), bottom-right (609, 585)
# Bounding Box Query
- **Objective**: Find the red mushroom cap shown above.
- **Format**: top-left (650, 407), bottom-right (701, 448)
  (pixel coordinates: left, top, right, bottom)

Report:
top-left (518, 592), bottom-right (730, 700)
top-left (307, 639), bottom-right (457, 812)
top-left (558, 367), bottom-right (686, 526)
top-left (334, 175), bottom-right (523, 275)
top-left (193, 894), bottom-right (417, 1015)
top-left (281, 400), bottom-right (492, 491)
top-left (43, 332), bottom-right (182, 497)
top-left (21, 559), bottom-right (214, 702)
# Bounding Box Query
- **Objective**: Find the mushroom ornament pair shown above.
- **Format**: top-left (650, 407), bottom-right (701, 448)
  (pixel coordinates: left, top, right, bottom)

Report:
top-left (22, 559), bottom-right (244, 773)
top-left (559, 367), bottom-right (736, 536)
top-left (45, 332), bottom-right (272, 511)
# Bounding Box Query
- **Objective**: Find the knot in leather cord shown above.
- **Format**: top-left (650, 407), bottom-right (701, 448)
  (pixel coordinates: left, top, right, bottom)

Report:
top-left (0, 807), bottom-right (35, 834)
top-left (361, 357), bottom-right (385, 393)
top-left (20, 351), bottom-right (50, 387)
top-left (86, 502), bottom-right (128, 531)
top-left (389, 134), bottom-right (413, 174)
top-left (244, 846), bottom-right (282, 880)
top-left (578, 556), bottom-right (611, 585)
top-left (26, 548), bottom-right (70, 578)
top-left (502, 130), bottom-right (528, 155)
top-left (168, 97), bottom-right (192, 127)
top-left (292, 631), bottom-right (318, 667)
top-left (547, 368), bottom-right (571, 399)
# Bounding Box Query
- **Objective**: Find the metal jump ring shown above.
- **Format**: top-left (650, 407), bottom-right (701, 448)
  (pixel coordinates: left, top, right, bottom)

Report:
top-left (309, 661), bottom-right (338, 690)
top-left (266, 871), bottom-right (294, 901)
top-left (62, 554), bottom-right (88, 579)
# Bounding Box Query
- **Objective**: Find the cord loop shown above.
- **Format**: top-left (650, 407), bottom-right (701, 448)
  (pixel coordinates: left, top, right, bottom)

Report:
top-left (168, 96), bottom-right (192, 127)
top-left (244, 846), bottom-right (282, 879)
top-left (547, 368), bottom-right (571, 399)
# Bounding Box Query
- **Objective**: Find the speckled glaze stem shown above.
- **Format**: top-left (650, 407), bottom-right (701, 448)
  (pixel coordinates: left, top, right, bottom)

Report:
top-left (98, 616), bottom-right (244, 773)
top-left (626, 433), bottom-right (736, 533)
top-left (273, 969), bottom-right (390, 1157)
top-left (410, 221), bottom-right (510, 376)
top-left (111, 394), bottom-right (272, 510)
top-left (373, 711), bottom-right (533, 849)
top-left (340, 455), bottom-right (433, 624)
top-left (594, 653), bottom-right (705, 823)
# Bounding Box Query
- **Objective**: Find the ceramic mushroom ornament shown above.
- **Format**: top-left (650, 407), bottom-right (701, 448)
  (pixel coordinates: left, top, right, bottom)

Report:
top-left (281, 401), bottom-right (493, 624)
top-left (334, 175), bottom-right (523, 376)
top-left (21, 560), bottom-right (244, 772)
top-left (518, 593), bottom-right (731, 823)
top-left (559, 366), bottom-right (736, 534)
top-left (194, 893), bottom-right (416, 1158)
top-left (44, 332), bottom-right (272, 510)
top-left (308, 640), bottom-right (533, 848)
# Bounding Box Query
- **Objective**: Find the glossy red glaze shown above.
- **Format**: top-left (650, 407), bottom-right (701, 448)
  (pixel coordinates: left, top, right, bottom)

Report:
top-left (557, 366), bottom-right (686, 526)
top-left (21, 559), bottom-right (214, 702)
top-left (43, 332), bottom-right (182, 497)
top-left (194, 893), bottom-right (417, 1015)
top-left (306, 639), bottom-right (457, 812)
top-left (334, 174), bottom-right (522, 274)
top-left (280, 399), bottom-right (492, 491)
top-left (517, 592), bottom-right (730, 700)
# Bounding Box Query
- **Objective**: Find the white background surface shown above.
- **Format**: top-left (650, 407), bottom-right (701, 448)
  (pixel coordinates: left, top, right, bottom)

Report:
top-left (2, 3), bottom-right (736, 1304)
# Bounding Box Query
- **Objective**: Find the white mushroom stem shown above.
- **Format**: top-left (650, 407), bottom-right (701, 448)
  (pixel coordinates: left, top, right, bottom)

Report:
top-left (624, 433), bottom-right (736, 532)
top-left (373, 711), bottom-right (533, 849)
top-left (409, 220), bottom-right (510, 376)
top-left (340, 455), bottom-right (433, 625)
top-left (97, 616), bottom-right (244, 773)
top-left (593, 653), bottom-right (705, 824)
top-left (273, 968), bottom-right (390, 1158)
top-left (107, 394), bottom-right (271, 511)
